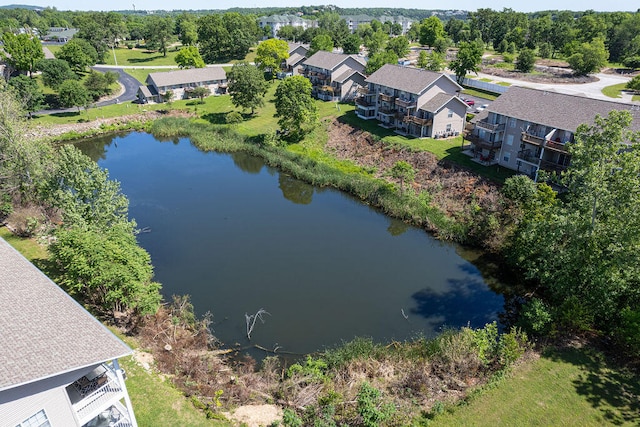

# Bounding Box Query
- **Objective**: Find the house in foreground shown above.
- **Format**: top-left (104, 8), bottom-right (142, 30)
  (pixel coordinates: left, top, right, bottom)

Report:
top-left (0, 237), bottom-right (137, 427)
top-left (137, 67), bottom-right (227, 103)
top-left (281, 43), bottom-right (309, 77)
top-left (356, 64), bottom-right (467, 138)
top-left (467, 86), bottom-right (640, 180)
top-left (300, 51), bottom-right (366, 101)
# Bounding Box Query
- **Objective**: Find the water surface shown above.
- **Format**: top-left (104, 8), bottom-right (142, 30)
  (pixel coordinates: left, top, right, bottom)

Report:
top-left (77, 132), bottom-right (505, 355)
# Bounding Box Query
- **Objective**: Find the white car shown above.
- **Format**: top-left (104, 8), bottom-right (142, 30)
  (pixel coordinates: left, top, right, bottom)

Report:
top-left (473, 106), bottom-right (486, 113)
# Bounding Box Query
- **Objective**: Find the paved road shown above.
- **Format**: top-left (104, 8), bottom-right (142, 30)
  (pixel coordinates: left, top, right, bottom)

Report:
top-left (473, 70), bottom-right (635, 103)
top-left (92, 66), bottom-right (141, 104)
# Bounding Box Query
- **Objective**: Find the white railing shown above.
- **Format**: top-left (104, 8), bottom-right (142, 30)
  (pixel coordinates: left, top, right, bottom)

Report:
top-left (73, 367), bottom-right (124, 425)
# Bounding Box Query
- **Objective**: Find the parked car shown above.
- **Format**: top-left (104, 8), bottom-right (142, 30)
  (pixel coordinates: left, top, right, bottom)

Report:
top-left (462, 97), bottom-right (475, 106)
top-left (473, 106), bottom-right (486, 114)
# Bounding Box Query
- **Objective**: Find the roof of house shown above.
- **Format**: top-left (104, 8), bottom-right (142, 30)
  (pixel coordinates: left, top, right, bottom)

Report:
top-left (366, 64), bottom-right (461, 95)
top-left (138, 85), bottom-right (155, 98)
top-left (148, 67), bottom-right (227, 89)
top-left (419, 92), bottom-right (466, 113)
top-left (0, 238), bottom-right (131, 391)
top-left (287, 42), bottom-right (309, 54)
top-left (302, 51), bottom-right (365, 71)
top-left (488, 86), bottom-right (640, 132)
top-left (286, 52), bottom-right (306, 67)
top-left (42, 27), bottom-right (77, 40)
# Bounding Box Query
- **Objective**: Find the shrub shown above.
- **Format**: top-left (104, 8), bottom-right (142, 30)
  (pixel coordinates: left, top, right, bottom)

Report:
top-left (517, 298), bottom-right (553, 336)
top-left (282, 408), bottom-right (303, 427)
top-left (614, 307), bottom-right (640, 353)
top-left (357, 382), bottom-right (394, 427)
top-left (497, 327), bottom-right (528, 367)
top-left (225, 111), bottom-right (243, 125)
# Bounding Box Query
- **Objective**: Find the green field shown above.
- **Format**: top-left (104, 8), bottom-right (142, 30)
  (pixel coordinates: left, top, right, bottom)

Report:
top-left (433, 347), bottom-right (640, 426)
top-left (602, 82), bottom-right (627, 98)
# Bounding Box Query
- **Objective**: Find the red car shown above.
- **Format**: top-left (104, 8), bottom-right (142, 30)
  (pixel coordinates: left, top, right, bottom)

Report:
top-left (462, 98), bottom-right (475, 106)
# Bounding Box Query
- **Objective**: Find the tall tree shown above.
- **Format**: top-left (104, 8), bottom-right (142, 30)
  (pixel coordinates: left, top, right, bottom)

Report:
top-left (37, 58), bottom-right (77, 90)
top-left (83, 70), bottom-right (118, 100)
top-left (419, 16), bottom-right (445, 48)
top-left (309, 34), bottom-right (334, 56)
top-left (197, 13), bottom-right (259, 63)
top-left (449, 40), bottom-right (483, 84)
top-left (515, 48), bottom-right (536, 73)
top-left (176, 13), bottom-right (198, 46)
top-left (567, 38), bottom-right (609, 76)
top-left (363, 30), bottom-right (388, 56)
top-left (317, 12), bottom-right (349, 48)
top-left (7, 75), bottom-right (45, 118)
top-left (144, 15), bottom-right (173, 57)
top-left (227, 62), bottom-right (267, 115)
top-left (255, 38), bottom-right (289, 78)
top-left (175, 46), bottom-right (205, 68)
top-left (75, 12), bottom-right (128, 63)
top-left (342, 33), bottom-right (362, 55)
top-left (1, 32), bottom-right (44, 77)
top-left (56, 38), bottom-right (99, 73)
top-left (386, 35), bottom-right (409, 58)
top-left (365, 51), bottom-right (398, 75)
top-left (274, 75), bottom-right (318, 142)
top-left (58, 79), bottom-right (90, 112)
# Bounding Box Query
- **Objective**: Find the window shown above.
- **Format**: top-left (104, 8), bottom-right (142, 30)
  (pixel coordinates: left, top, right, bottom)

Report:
top-left (509, 117), bottom-right (517, 128)
top-left (447, 109), bottom-right (454, 118)
top-left (16, 410), bottom-right (51, 427)
top-left (506, 134), bottom-right (514, 146)
top-left (446, 124), bottom-right (452, 132)
top-left (503, 152), bottom-right (511, 163)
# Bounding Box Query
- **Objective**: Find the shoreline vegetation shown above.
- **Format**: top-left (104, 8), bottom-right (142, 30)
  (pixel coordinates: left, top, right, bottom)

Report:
top-left (7, 93), bottom-right (639, 425)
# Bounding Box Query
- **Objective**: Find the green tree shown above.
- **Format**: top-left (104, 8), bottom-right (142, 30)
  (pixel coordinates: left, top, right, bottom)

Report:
top-left (386, 35), bottom-right (409, 58)
top-left (419, 16), bottom-right (445, 48)
top-left (176, 13), bottom-right (198, 46)
top-left (227, 62), bottom-right (267, 115)
top-left (7, 74), bottom-right (45, 117)
top-left (274, 75), bottom-right (318, 141)
top-left (426, 51), bottom-right (445, 71)
top-left (58, 79), bottom-right (90, 112)
top-left (365, 51), bottom-right (398, 75)
top-left (309, 34), bottom-right (333, 56)
top-left (50, 222), bottom-right (162, 318)
top-left (515, 48), bottom-right (536, 73)
top-left (83, 70), bottom-right (118, 100)
top-left (37, 58), bottom-right (77, 90)
top-left (317, 12), bottom-right (349, 48)
top-left (75, 12), bottom-right (128, 63)
top-left (567, 38), bottom-right (609, 76)
top-left (363, 30), bottom-right (388, 56)
top-left (1, 32), bottom-right (44, 77)
top-left (190, 86), bottom-right (210, 102)
top-left (416, 50), bottom-right (428, 68)
top-left (510, 110), bottom-right (640, 335)
top-left (144, 15), bottom-right (173, 57)
top-left (449, 40), bottom-right (483, 84)
top-left (390, 161), bottom-right (415, 195)
top-left (56, 38), bottom-right (98, 73)
top-left (255, 38), bottom-right (289, 78)
top-left (175, 46), bottom-right (205, 69)
top-left (197, 13), bottom-right (260, 62)
top-left (342, 33), bottom-right (362, 55)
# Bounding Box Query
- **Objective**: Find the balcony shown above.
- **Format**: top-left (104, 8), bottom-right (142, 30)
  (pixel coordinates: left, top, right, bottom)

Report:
top-left (465, 135), bottom-right (503, 150)
top-left (357, 86), bottom-right (371, 95)
top-left (476, 121), bottom-right (505, 133)
top-left (403, 115), bottom-right (432, 126)
top-left (539, 158), bottom-right (569, 173)
top-left (82, 402), bottom-right (134, 427)
top-left (544, 139), bottom-right (569, 152)
top-left (521, 132), bottom-right (545, 146)
top-left (355, 97), bottom-right (375, 108)
top-left (517, 149), bottom-right (541, 166)
top-left (395, 98), bottom-right (417, 108)
top-left (378, 108), bottom-right (396, 116)
top-left (67, 363), bottom-right (131, 426)
top-left (379, 93), bottom-right (395, 102)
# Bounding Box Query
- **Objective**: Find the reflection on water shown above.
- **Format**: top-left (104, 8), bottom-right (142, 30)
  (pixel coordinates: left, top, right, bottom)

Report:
top-left (75, 132), bottom-right (507, 356)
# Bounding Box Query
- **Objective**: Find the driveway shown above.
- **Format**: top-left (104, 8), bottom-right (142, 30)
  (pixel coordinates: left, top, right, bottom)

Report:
top-left (92, 66), bottom-right (141, 105)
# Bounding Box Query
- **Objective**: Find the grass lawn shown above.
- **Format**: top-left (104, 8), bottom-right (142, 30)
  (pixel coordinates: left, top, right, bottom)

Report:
top-left (432, 347), bottom-right (640, 426)
top-left (601, 82), bottom-right (627, 98)
top-left (0, 227), bottom-right (48, 261)
top-left (461, 87), bottom-right (499, 101)
top-left (103, 46), bottom-right (182, 66)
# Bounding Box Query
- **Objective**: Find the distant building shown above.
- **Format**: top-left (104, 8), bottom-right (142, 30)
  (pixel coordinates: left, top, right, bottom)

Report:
top-left (137, 67), bottom-right (227, 103)
top-left (0, 237), bottom-right (137, 427)
top-left (41, 27), bottom-right (78, 43)
top-left (340, 15), bottom-right (413, 35)
top-left (258, 14), bottom-right (317, 39)
top-left (300, 51), bottom-right (367, 101)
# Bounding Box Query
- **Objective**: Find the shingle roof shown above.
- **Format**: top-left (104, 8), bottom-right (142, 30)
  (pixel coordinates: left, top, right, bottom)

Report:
top-left (419, 92), bottom-right (464, 113)
top-left (0, 238), bottom-right (131, 391)
top-left (334, 69), bottom-right (365, 84)
top-left (488, 86), bottom-right (640, 132)
top-left (148, 67), bottom-right (227, 88)
top-left (286, 52), bottom-right (306, 67)
top-left (138, 85), bottom-right (153, 98)
top-left (287, 42), bottom-right (308, 54)
top-left (366, 64), bottom-right (461, 96)
top-left (303, 51), bottom-right (365, 71)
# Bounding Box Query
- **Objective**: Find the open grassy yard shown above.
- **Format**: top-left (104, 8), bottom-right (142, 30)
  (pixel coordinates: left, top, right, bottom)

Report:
top-left (602, 82), bottom-right (627, 98)
top-left (103, 46), bottom-right (182, 66)
top-left (432, 346), bottom-right (640, 426)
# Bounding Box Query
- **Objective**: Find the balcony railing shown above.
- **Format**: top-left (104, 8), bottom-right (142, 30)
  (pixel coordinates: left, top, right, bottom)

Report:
top-left (539, 158), bottom-right (569, 173)
top-left (403, 115), bottom-right (432, 126)
top-left (521, 132), bottom-right (545, 146)
top-left (379, 93), bottom-right (395, 102)
top-left (68, 364), bottom-right (127, 426)
top-left (355, 97), bottom-right (375, 107)
top-left (467, 136), bottom-right (503, 150)
top-left (476, 121), bottom-right (505, 132)
top-left (544, 139), bottom-right (569, 152)
top-left (395, 98), bottom-right (417, 108)
top-left (517, 150), bottom-right (541, 165)
top-left (357, 86), bottom-right (371, 95)
top-left (378, 108), bottom-right (396, 116)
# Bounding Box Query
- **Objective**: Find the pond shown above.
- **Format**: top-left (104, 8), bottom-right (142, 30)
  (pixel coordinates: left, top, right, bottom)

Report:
top-left (76, 132), bottom-right (506, 357)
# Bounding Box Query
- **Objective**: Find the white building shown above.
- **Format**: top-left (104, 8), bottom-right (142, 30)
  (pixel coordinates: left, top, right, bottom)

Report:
top-left (258, 14), bottom-right (317, 39)
top-left (0, 237), bottom-right (138, 427)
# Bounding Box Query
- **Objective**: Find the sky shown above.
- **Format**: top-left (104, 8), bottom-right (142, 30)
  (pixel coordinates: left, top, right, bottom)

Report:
top-left (9, 0), bottom-right (636, 13)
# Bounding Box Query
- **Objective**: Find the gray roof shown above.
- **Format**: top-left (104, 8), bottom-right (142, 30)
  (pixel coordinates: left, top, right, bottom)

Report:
top-left (419, 92), bottom-right (464, 113)
top-left (148, 67), bottom-right (226, 88)
top-left (286, 52), bottom-right (306, 67)
top-left (488, 86), bottom-right (640, 132)
top-left (303, 51), bottom-right (365, 71)
top-left (366, 64), bottom-right (461, 95)
top-left (287, 43), bottom-right (308, 54)
top-left (0, 238), bottom-right (131, 391)
top-left (138, 85), bottom-right (153, 98)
